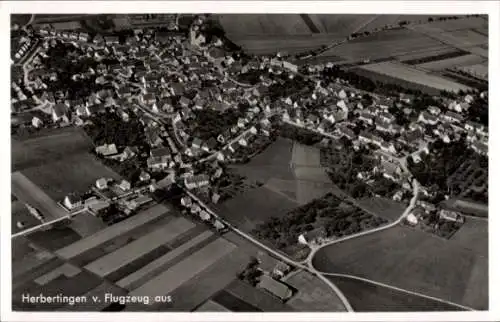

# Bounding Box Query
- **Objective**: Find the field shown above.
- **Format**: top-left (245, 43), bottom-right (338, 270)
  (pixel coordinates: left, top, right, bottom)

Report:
top-left (321, 28), bottom-right (449, 61)
top-left (356, 197), bottom-right (406, 221)
top-left (416, 54), bottom-right (485, 71)
top-left (129, 238), bottom-right (237, 297)
top-left (449, 217), bottom-right (488, 257)
top-left (456, 63), bottom-right (488, 79)
top-left (217, 186), bottom-right (299, 231)
top-left (11, 200), bottom-right (43, 234)
top-left (221, 279), bottom-right (294, 311)
top-left (22, 152), bottom-right (121, 202)
top-left (356, 61), bottom-right (471, 93)
top-left (312, 225), bottom-right (487, 309)
top-left (218, 14), bottom-right (453, 55)
top-left (11, 127), bottom-right (93, 172)
top-left (327, 276), bottom-right (462, 312)
top-left (408, 17), bottom-right (488, 58)
top-left (285, 270), bottom-right (347, 311)
top-left (11, 171), bottom-right (69, 222)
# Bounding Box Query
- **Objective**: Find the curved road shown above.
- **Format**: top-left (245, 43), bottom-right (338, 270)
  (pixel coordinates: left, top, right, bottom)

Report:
top-left (183, 189), bottom-right (355, 312)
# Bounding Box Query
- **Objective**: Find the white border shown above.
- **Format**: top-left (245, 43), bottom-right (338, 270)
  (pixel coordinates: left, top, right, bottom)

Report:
top-left (1, 1), bottom-right (499, 321)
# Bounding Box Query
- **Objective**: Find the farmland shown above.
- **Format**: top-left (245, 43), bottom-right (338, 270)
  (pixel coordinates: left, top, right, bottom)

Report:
top-left (217, 14), bottom-right (454, 55)
top-left (321, 28), bottom-right (449, 61)
top-left (285, 270), bottom-right (347, 311)
top-left (416, 54), bottom-right (485, 71)
top-left (22, 152), bottom-right (121, 202)
top-left (312, 225), bottom-right (488, 309)
top-left (355, 197), bottom-right (406, 221)
top-left (355, 61), bottom-right (471, 93)
top-left (327, 276), bottom-right (462, 311)
top-left (11, 171), bottom-right (69, 222)
top-left (217, 185), bottom-right (299, 231)
top-left (11, 127), bottom-right (93, 172)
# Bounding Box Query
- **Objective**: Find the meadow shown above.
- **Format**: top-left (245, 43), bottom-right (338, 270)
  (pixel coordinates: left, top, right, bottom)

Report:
top-left (312, 225), bottom-right (488, 310)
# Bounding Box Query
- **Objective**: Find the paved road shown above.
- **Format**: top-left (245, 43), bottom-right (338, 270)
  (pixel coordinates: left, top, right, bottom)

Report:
top-left (183, 189), bottom-right (355, 312)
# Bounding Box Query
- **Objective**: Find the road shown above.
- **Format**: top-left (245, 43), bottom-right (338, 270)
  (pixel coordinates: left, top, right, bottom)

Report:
top-left (321, 272), bottom-right (474, 311)
top-left (183, 188), bottom-right (355, 312)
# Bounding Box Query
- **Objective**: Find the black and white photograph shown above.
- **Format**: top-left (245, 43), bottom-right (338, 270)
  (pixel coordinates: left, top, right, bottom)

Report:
top-left (2, 1), bottom-right (498, 321)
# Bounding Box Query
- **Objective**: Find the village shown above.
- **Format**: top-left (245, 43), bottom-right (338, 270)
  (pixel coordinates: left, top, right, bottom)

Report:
top-left (10, 13), bottom-right (490, 304)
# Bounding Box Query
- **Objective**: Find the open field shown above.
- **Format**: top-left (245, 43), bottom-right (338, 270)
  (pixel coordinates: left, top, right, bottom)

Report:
top-left (321, 28), bottom-right (449, 61)
top-left (410, 17), bottom-right (487, 33)
top-left (130, 238), bottom-right (237, 297)
top-left (312, 225), bottom-right (487, 309)
top-left (162, 250), bottom-right (249, 311)
top-left (218, 186), bottom-right (298, 231)
top-left (11, 172), bottom-right (69, 222)
top-left (286, 270), bottom-right (347, 311)
top-left (12, 200), bottom-right (43, 234)
top-left (68, 211), bottom-right (107, 238)
top-left (327, 276), bottom-right (462, 312)
top-left (22, 152), bottom-right (121, 202)
top-left (356, 197), bottom-right (406, 221)
top-left (442, 198), bottom-right (488, 217)
top-left (356, 61), bottom-right (471, 93)
top-left (456, 63), bottom-right (488, 79)
top-left (12, 127), bottom-right (93, 172)
top-left (449, 217), bottom-right (488, 257)
top-left (218, 15), bottom-right (455, 55)
top-left (195, 300), bottom-right (232, 312)
top-left (84, 217), bottom-right (195, 278)
top-left (223, 279), bottom-right (294, 311)
top-left (416, 54), bottom-right (485, 71)
top-left (56, 204), bottom-right (171, 260)
top-left (291, 142), bottom-right (321, 167)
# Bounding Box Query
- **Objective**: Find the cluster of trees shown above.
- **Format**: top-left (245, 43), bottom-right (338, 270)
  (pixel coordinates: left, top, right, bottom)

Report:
top-left (191, 108), bottom-right (244, 141)
top-left (84, 110), bottom-right (147, 148)
top-left (417, 210), bottom-right (464, 239)
top-left (253, 195), bottom-right (339, 250)
top-left (320, 66), bottom-right (448, 98)
top-left (276, 124), bottom-right (323, 146)
top-left (237, 257), bottom-right (262, 286)
top-left (402, 50), bottom-right (467, 65)
top-left (324, 203), bottom-right (388, 237)
top-left (407, 139), bottom-right (472, 192)
top-left (321, 146), bottom-right (377, 198)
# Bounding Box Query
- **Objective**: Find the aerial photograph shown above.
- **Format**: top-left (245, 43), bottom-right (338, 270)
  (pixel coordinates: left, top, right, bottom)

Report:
top-left (9, 11), bottom-right (488, 313)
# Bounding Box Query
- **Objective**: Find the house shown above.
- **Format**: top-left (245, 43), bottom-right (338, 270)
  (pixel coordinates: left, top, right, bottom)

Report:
top-left (418, 111), bottom-right (439, 125)
top-left (416, 200), bottom-right (436, 212)
top-left (142, 93), bottom-right (157, 106)
top-left (181, 196), bottom-right (192, 207)
top-left (184, 174), bottom-right (210, 190)
top-left (428, 105), bottom-right (441, 115)
top-left (257, 275), bottom-right (293, 301)
top-left (95, 178), bottom-right (108, 190)
top-left (207, 190), bottom-right (221, 204)
top-left (381, 160), bottom-right (402, 182)
top-left (179, 96), bottom-right (191, 108)
top-left (95, 143), bottom-right (118, 157)
top-left (139, 171), bottom-right (151, 182)
top-left (338, 125), bottom-right (356, 141)
top-left (199, 210), bottom-right (211, 221)
top-left (118, 180), bottom-right (132, 192)
top-left (471, 141), bottom-right (488, 156)
top-left (358, 111), bottom-right (374, 124)
top-left (63, 194), bottom-right (82, 210)
top-left (439, 210), bottom-right (464, 223)
top-left (52, 103), bottom-right (69, 122)
top-left (192, 138), bottom-right (203, 149)
top-left (298, 227), bottom-right (327, 245)
top-left (379, 112), bottom-right (395, 123)
top-left (203, 137), bottom-right (218, 152)
top-left (442, 111), bottom-right (464, 123)
top-left (375, 118), bottom-right (392, 133)
top-left (282, 61), bottom-right (298, 73)
top-left (213, 219), bottom-right (226, 231)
